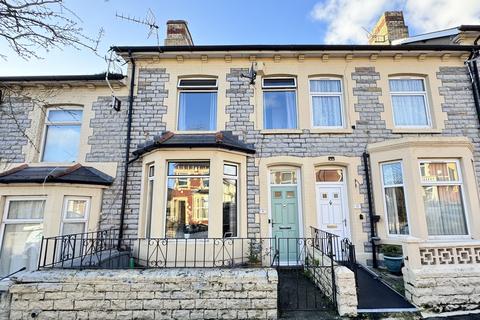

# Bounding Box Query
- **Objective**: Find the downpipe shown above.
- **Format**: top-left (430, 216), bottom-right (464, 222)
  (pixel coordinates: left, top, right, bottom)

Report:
top-left (118, 51), bottom-right (136, 249)
top-left (465, 36), bottom-right (480, 126)
top-left (363, 152), bottom-right (378, 268)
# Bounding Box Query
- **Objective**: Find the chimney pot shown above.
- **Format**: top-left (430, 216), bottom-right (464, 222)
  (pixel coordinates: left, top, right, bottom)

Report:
top-left (165, 20), bottom-right (194, 46)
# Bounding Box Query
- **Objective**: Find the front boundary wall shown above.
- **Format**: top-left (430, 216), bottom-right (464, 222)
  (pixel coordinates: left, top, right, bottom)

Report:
top-left (2, 269), bottom-right (277, 320)
top-left (403, 239), bottom-right (480, 313)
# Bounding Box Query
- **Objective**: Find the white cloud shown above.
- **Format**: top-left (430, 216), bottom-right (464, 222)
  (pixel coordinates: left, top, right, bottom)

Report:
top-left (405, 0), bottom-right (480, 33)
top-left (310, 0), bottom-right (396, 44)
top-left (310, 0), bottom-right (480, 44)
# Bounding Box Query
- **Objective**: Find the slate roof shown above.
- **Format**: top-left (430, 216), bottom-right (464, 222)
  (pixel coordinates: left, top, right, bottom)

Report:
top-left (133, 131), bottom-right (256, 156)
top-left (0, 164), bottom-right (113, 186)
top-left (0, 73), bottom-right (125, 82)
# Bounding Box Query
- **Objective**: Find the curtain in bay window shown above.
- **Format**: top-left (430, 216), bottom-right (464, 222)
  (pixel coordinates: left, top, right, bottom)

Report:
top-left (0, 224), bottom-right (43, 277)
top-left (7, 199), bottom-right (45, 219)
top-left (423, 185), bottom-right (468, 235)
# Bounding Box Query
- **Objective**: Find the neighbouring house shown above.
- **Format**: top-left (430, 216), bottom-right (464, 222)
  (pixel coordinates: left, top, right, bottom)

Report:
top-left (0, 11), bottom-right (480, 319)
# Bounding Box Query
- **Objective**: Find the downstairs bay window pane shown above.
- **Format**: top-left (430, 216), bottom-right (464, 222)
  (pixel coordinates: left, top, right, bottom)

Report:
top-left (62, 223), bottom-right (86, 235)
top-left (263, 91), bottom-right (297, 129)
top-left (166, 177), bottom-right (209, 239)
top-left (223, 178), bottom-right (238, 237)
top-left (423, 185), bottom-right (468, 236)
top-left (385, 187), bottom-right (409, 235)
top-left (65, 200), bottom-right (87, 219)
top-left (7, 200), bottom-right (45, 219)
top-left (0, 224), bottom-right (43, 276)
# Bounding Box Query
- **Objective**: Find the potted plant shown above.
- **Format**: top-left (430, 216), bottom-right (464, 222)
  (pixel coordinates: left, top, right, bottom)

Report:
top-left (381, 244), bottom-right (403, 274)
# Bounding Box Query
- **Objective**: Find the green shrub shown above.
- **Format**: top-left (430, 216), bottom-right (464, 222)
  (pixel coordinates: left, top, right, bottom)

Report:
top-left (381, 244), bottom-right (403, 257)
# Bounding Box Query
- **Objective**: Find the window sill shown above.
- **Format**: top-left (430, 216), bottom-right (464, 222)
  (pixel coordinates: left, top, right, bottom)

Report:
top-left (173, 130), bottom-right (217, 134)
top-left (390, 128), bottom-right (442, 134)
top-left (309, 128), bottom-right (353, 134)
top-left (260, 129), bottom-right (304, 135)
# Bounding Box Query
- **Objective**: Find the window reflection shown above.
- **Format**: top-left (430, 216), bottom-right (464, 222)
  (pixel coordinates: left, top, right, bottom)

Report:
top-left (166, 162), bottom-right (209, 239)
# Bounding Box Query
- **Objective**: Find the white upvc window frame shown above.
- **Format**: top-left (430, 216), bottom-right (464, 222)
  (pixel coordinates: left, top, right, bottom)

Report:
top-left (418, 159), bottom-right (471, 239)
top-left (380, 161), bottom-right (411, 237)
top-left (223, 162), bottom-right (239, 238)
top-left (388, 76), bottom-right (432, 129)
top-left (176, 78), bottom-right (218, 132)
top-left (309, 77), bottom-right (345, 129)
top-left (40, 107), bottom-right (84, 162)
top-left (0, 197), bottom-right (46, 274)
top-left (60, 196), bottom-right (90, 235)
top-left (145, 164), bottom-right (155, 238)
top-left (262, 77), bottom-right (298, 130)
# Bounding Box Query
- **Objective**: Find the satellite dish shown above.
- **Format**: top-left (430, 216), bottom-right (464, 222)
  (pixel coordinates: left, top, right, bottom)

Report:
top-left (241, 63), bottom-right (257, 85)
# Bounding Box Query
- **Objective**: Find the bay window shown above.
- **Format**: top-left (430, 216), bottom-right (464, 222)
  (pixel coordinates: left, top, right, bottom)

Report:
top-left (420, 160), bottom-right (468, 236)
top-left (177, 79), bottom-right (217, 131)
top-left (223, 163), bottom-right (238, 237)
top-left (381, 162), bottom-right (409, 235)
top-left (263, 78), bottom-right (297, 129)
top-left (42, 108), bottom-right (83, 162)
top-left (389, 78), bottom-right (430, 128)
top-left (310, 78), bottom-right (344, 128)
top-left (165, 161), bottom-right (210, 239)
top-left (61, 197), bottom-right (89, 235)
top-left (0, 198), bottom-right (45, 276)
top-left (145, 165), bottom-right (155, 238)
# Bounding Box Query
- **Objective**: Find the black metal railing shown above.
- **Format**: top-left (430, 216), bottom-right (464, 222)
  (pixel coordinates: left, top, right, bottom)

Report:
top-left (38, 233), bottom-right (334, 270)
top-left (310, 226), bottom-right (357, 282)
top-left (37, 229), bottom-right (355, 310)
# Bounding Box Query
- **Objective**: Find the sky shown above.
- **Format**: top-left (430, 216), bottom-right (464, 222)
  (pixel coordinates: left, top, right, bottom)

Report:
top-left (2, 0), bottom-right (480, 76)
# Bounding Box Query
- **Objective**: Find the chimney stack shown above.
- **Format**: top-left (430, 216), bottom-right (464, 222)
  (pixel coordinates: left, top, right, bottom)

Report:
top-left (369, 11), bottom-right (409, 44)
top-left (165, 20), bottom-right (193, 46)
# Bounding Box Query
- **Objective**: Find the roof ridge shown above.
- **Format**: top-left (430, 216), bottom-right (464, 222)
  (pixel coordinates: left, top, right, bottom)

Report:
top-left (0, 164), bottom-right (28, 177)
top-left (49, 163), bottom-right (82, 179)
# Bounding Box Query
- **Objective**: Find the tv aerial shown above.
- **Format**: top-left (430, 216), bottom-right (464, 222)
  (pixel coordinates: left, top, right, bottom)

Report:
top-left (241, 62), bottom-right (257, 85)
top-left (116, 9), bottom-right (160, 46)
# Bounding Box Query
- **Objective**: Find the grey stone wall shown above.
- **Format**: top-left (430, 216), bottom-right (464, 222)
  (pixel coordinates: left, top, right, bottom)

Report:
top-left (5, 269), bottom-right (277, 320)
top-left (1, 65), bottom-right (479, 255)
top-left (86, 68), bottom-right (169, 236)
top-left (0, 97), bottom-right (33, 166)
top-left (224, 66), bottom-right (480, 251)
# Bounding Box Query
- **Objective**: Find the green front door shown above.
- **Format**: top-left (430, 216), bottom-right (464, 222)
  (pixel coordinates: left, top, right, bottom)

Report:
top-left (271, 186), bottom-right (300, 263)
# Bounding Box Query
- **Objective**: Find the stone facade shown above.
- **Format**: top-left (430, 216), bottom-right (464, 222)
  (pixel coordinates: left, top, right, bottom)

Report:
top-left (1, 66), bottom-right (479, 255)
top-left (402, 239), bottom-right (480, 312)
top-left (3, 269), bottom-right (277, 320)
top-left (0, 96), bottom-right (33, 168)
top-left (403, 265), bottom-right (480, 312)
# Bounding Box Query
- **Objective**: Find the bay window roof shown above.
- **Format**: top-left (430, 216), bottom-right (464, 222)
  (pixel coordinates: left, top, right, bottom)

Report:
top-left (0, 164), bottom-right (113, 185)
top-left (134, 131), bottom-right (255, 156)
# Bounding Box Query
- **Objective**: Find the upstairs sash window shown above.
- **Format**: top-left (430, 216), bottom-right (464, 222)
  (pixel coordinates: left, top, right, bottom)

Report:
top-left (42, 108), bottom-right (83, 162)
top-left (178, 79), bottom-right (217, 131)
top-left (310, 79), bottom-right (344, 128)
top-left (389, 78), bottom-right (430, 127)
top-left (263, 78), bottom-right (297, 129)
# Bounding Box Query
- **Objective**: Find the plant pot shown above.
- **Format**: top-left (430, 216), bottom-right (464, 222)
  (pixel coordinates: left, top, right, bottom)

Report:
top-left (383, 255), bottom-right (403, 274)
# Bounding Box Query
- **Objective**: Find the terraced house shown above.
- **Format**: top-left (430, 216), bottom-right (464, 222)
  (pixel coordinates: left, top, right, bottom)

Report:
top-left (1, 12), bottom-right (480, 319)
